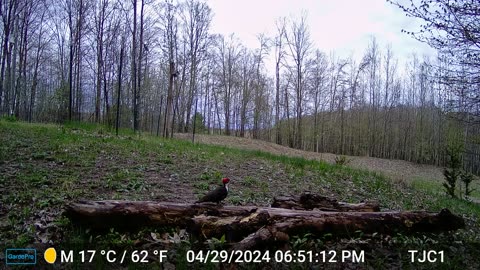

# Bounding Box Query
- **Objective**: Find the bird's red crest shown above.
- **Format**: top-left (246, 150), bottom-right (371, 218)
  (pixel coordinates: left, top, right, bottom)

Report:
top-left (222, 178), bottom-right (230, 184)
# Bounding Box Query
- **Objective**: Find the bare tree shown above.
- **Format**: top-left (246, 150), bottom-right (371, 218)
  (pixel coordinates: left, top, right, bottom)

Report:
top-left (381, 45), bottom-right (397, 158)
top-left (28, 1), bottom-right (48, 122)
top-left (135, 0), bottom-right (145, 130)
top-left (94, 0), bottom-right (109, 123)
top-left (157, 0), bottom-right (178, 138)
top-left (0, 0), bottom-right (21, 114)
top-left (308, 50), bottom-right (327, 152)
top-left (365, 37), bottom-right (381, 156)
top-left (179, 0), bottom-right (211, 132)
top-left (130, 0), bottom-right (138, 130)
top-left (285, 12), bottom-right (312, 149)
top-left (116, 27), bottom-right (126, 136)
top-left (389, 0), bottom-right (480, 121)
top-left (274, 17), bottom-right (286, 144)
top-left (238, 48), bottom-right (253, 137)
top-left (217, 34), bottom-right (239, 136)
top-left (250, 33), bottom-right (269, 139)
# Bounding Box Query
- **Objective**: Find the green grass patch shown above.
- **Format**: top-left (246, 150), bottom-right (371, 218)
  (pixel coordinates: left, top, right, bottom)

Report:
top-left (412, 177), bottom-right (480, 216)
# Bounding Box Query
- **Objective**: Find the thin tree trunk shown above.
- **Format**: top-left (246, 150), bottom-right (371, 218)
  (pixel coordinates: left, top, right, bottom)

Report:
top-left (75, 4), bottom-right (83, 121)
top-left (95, 4), bottom-right (105, 123)
top-left (131, 0), bottom-right (138, 132)
top-left (136, 0), bottom-right (145, 131)
top-left (115, 35), bottom-right (125, 136)
top-left (68, 2), bottom-right (74, 122)
top-left (275, 61), bottom-right (281, 144)
top-left (192, 98), bottom-right (198, 143)
top-left (164, 61), bottom-right (175, 138)
top-left (156, 95), bottom-right (163, 136)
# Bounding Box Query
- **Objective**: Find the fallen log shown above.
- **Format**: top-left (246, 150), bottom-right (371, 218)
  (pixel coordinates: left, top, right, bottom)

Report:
top-left (64, 200), bottom-right (464, 243)
top-left (232, 226), bottom-right (290, 251)
top-left (271, 193), bottom-right (380, 212)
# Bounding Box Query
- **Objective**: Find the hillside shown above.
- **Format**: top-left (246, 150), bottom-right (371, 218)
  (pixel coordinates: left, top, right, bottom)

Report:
top-left (177, 133), bottom-right (480, 205)
top-left (1, 121), bottom-right (479, 269)
top-left (175, 133), bottom-right (446, 184)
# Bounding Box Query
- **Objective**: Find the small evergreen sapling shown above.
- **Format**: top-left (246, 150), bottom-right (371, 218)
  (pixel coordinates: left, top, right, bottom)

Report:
top-left (443, 168), bottom-right (458, 198)
top-left (443, 143), bottom-right (462, 198)
top-left (460, 172), bottom-right (475, 198)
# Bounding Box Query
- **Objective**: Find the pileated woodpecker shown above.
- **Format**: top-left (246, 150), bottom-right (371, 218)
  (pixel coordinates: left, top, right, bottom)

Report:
top-left (196, 178), bottom-right (230, 203)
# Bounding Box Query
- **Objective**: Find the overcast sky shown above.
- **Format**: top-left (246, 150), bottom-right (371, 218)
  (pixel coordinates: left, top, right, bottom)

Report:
top-left (207, 0), bottom-right (435, 69)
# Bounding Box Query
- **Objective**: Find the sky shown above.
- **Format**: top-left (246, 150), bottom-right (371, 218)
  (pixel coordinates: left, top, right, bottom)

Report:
top-left (207, 0), bottom-right (435, 70)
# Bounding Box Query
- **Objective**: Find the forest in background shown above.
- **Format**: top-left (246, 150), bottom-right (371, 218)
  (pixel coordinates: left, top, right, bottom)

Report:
top-left (0, 0), bottom-right (479, 173)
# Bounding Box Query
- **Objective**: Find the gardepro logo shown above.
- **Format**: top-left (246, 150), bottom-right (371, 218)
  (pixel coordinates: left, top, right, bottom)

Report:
top-left (5, 248), bottom-right (37, 265)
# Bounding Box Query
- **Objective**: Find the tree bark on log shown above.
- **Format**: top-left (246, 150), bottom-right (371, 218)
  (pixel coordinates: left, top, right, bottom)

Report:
top-left (64, 200), bottom-right (464, 244)
top-left (271, 193), bottom-right (380, 212)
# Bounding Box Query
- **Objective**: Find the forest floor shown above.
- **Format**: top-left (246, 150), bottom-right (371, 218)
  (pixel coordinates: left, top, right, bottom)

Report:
top-left (1, 121), bottom-right (480, 269)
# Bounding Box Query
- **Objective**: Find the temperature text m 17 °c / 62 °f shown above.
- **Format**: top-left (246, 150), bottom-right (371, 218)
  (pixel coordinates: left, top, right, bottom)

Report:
top-left (58, 250), bottom-right (168, 263)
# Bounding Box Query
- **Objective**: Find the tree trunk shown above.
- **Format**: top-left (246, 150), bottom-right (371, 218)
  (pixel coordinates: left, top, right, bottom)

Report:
top-left (0, 0), bottom-right (18, 114)
top-left (131, 0), bottom-right (138, 132)
top-left (164, 61), bottom-right (175, 138)
top-left (156, 95), bottom-right (163, 136)
top-left (29, 40), bottom-right (41, 122)
top-left (136, 0), bottom-right (145, 131)
top-left (275, 60), bottom-right (281, 144)
top-left (95, 4), bottom-right (104, 123)
top-left (67, 1), bottom-right (74, 122)
top-left (115, 34), bottom-right (125, 136)
top-left (74, 3), bottom-right (83, 121)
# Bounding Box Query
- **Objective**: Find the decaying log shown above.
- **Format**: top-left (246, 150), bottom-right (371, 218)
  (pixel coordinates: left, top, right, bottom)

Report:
top-left (271, 193), bottom-right (380, 212)
top-left (233, 227), bottom-right (289, 251)
top-left (187, 207), bottom-right (464, 242)
top-left (65, 200), bottom-right (465, 244)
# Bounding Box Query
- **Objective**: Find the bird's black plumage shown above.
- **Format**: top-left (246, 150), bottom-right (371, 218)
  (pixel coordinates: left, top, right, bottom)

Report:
top-left (196, 178), bottom-right (229, 203)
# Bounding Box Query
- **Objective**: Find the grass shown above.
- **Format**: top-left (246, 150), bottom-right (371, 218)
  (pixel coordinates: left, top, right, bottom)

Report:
top-left (412, 177), bottom-right (480, 216)
top-left (1, 120), bottom-right (480, 269)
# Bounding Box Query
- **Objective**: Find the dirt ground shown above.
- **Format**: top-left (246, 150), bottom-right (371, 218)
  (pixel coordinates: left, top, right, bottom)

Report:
top-left (175, 133), bottom-right (446, 185)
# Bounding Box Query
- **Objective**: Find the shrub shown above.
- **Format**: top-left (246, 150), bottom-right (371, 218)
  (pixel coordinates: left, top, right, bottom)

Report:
top-left (334, 155), bottom-right (350, 166)
top-left (1, 115), bottom-right (17, 122)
